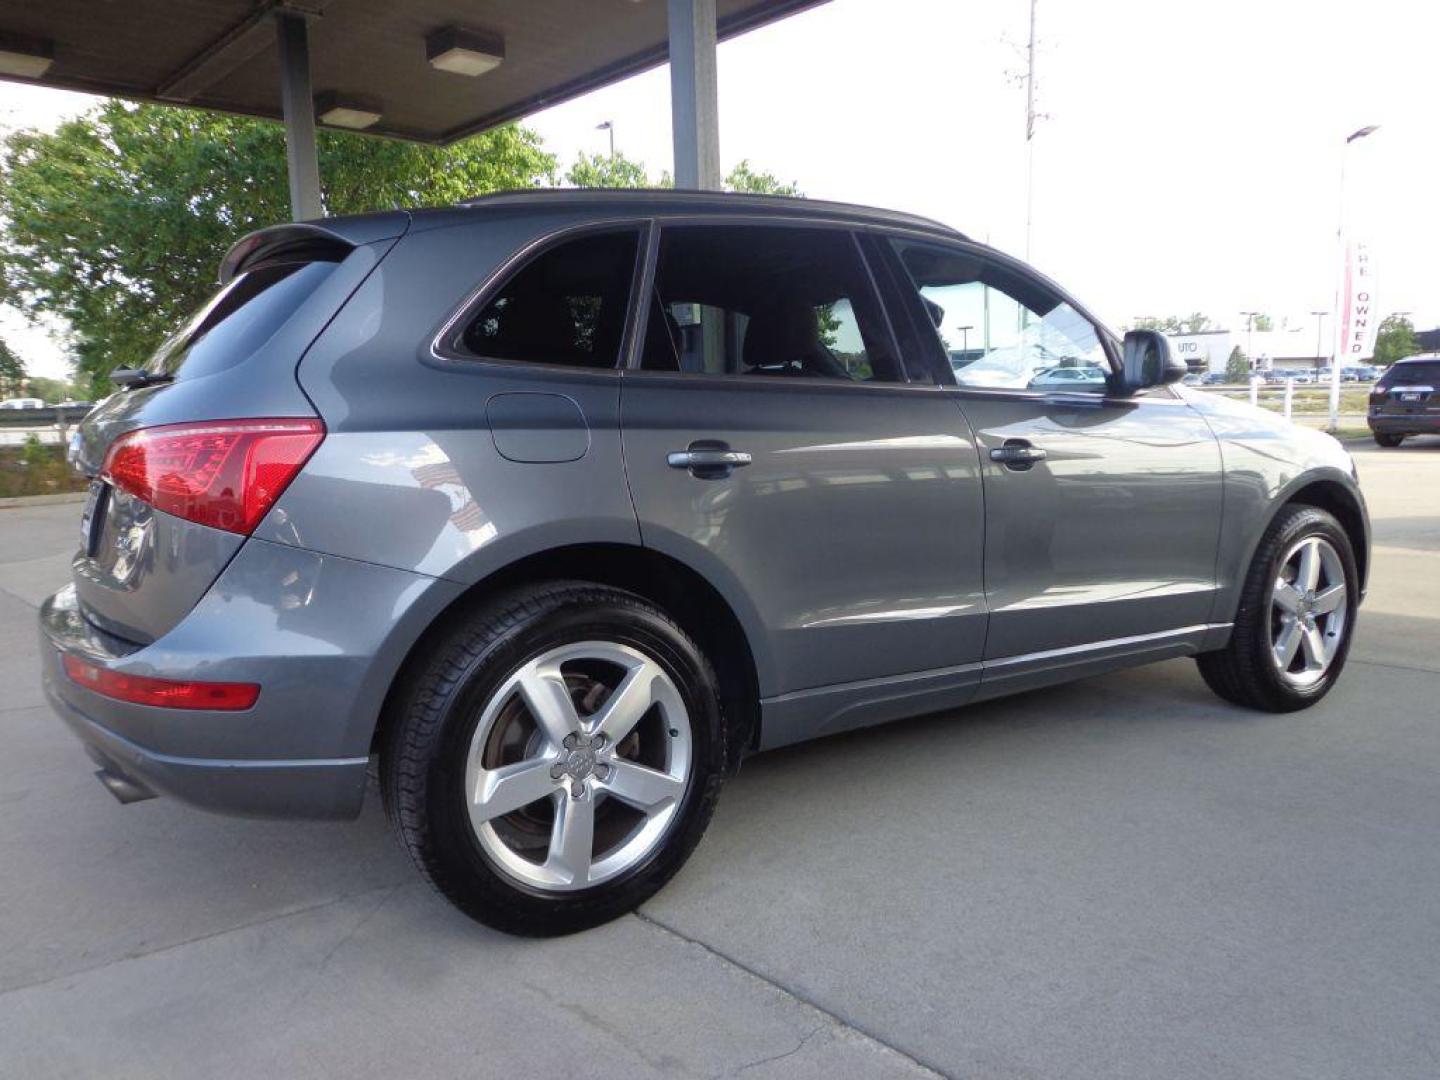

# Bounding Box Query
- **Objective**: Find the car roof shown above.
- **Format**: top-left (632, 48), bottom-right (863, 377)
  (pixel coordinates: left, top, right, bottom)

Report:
top-left (411, 188), bottom-right (965, 240)
top-left (1395, 353), bottom-right (1440, 364)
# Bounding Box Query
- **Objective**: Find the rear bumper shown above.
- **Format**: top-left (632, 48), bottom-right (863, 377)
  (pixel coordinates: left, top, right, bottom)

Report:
top-left (41, 650), bottom-right (369, 818)
top-left (1368, 413), bottom-right (1440, 435)
top-left (38, 538), bottom-right (463, 819)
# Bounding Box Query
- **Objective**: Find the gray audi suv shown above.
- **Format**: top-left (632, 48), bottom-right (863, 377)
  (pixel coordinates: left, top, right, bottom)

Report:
top-left (39, 191), bottom-right (1369, 934)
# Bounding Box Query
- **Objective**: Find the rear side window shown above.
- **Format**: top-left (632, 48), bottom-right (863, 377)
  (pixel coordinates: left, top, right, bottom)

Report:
top-left (146, 259), bottom-right (340, 379)
top-left (1380, 361), bottom-right (1440, 387)
top-left (455, 229), bottom-right (641, 368)
top-left (639, 225), bottom-right (904, 382)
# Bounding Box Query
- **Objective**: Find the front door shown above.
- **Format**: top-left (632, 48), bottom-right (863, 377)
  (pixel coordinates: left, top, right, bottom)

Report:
top-left (882, 236), bottom-right (1224, 665)
top-left (620, 222), bottom-right (987, 740)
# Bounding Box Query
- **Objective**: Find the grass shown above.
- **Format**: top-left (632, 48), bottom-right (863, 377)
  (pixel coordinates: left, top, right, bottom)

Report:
top-left (0, 440), bottom-right (90, 499)
top-left (1214, 388), bottom-right (1372, 415)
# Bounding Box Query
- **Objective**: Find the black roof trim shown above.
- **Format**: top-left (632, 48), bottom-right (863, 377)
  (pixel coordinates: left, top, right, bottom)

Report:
top-left (455, 188), bottom-right (964, 238)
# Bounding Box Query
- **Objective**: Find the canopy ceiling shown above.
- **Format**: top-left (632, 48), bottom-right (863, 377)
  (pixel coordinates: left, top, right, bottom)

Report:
top-left (0, 0), bottom-right (826, 144)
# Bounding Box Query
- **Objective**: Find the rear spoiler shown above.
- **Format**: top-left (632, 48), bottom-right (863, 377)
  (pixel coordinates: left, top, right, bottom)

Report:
top-left (218, 211), bottom-right (411, 284)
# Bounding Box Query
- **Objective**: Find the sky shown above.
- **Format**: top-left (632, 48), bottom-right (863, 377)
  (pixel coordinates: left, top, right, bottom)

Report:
top-left (3, 0), bottom-right (1437, 380)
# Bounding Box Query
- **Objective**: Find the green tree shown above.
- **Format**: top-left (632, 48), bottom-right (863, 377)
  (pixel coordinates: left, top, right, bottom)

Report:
top-left (1251, 313), bottom-right (1274, 332)
top-left (24, 375), bottom-right (71, 403)
top-left (562, 151), bottom-right (800, 197)
top-left (0, 336), bottom-right (24, 396)
top-left (1226, 346), bottom-right (1250, 383)
top-left (564, 151), bottom-right (656, 189)
top-left (1372, 313), bottom-right (1418, 367)
top-left (0, 102), bottom-right (554, 390)
top-left (1130, 313), bottom-right (1217, 334)
top-left (723, 160), bottom-right (801, 196)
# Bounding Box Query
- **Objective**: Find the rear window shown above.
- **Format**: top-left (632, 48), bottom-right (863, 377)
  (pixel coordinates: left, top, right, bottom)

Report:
top-left (1380, 362), bottom-right (1440, 387)
top-left (145, 258), bottom-right (340, 379)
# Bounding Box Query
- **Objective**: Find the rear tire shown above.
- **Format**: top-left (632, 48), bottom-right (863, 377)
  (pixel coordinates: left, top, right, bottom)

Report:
top-left (1197, 505), bottom-right (1357, 712)
top-left (1373, 432), bottom-right (1403, 447)
top-left (381, 582), bottom-right (725, 936)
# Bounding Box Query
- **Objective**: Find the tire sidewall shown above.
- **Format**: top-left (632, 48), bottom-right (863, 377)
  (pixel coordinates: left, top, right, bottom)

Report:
top-left (423, 590), bottom-right (724, 933)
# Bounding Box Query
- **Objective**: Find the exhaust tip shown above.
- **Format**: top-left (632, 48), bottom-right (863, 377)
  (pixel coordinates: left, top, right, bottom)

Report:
top-left (94, 767), bottom-right (155, 806)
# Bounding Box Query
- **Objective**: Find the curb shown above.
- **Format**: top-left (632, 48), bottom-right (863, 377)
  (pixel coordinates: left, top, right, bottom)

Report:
top-left (0, 492), bottom-right (88, 508)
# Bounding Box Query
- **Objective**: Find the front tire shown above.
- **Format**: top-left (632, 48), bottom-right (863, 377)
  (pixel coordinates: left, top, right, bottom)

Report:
top-left (1197, 505), bottom-right (1358, 712)
top-left (1373, 432), bottom-right (1403, 447)
top-left (381, 582), bottom-right (725, 936)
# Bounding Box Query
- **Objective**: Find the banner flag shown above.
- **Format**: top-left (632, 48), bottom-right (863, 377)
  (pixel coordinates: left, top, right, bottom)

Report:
top-left (1337, 235), bottom-right (1379, 362)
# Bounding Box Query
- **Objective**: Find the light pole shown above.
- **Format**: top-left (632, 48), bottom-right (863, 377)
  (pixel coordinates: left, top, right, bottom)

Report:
top-left (958, 324), bottom-right (973, 358)
top-left (1310, 310), bottom-right (1328, 375)
top-left (1329, 124), bottom-right (1379, 430)
top-left (1023, 0), bottom-right (1039, 261)
top-left (596, 120), bottom-right (614, 158)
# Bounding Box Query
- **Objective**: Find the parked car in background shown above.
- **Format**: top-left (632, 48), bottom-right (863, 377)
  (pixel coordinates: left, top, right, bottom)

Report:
top-left (1181, 372), bottom-right (1202, 386)
top-left (1369, 353), bottom-right (1440, 446)
top-left (1028, 364), bottom-right (1109, 389)
top-left (0, 397), bottom-right (45, 409)
top-left (1202, 372), bottom-right (1228, 385)
top-left (38, 191), bottom-right (1370, 935)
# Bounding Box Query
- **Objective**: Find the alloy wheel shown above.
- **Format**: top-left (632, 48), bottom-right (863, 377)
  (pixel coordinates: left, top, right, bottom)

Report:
top-left (463, 641), bottom-right (692, 892)
top-left (1269, 535), bottom-right (1349, 690)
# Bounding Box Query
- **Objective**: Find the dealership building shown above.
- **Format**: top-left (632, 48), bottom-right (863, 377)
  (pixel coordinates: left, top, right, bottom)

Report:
top-left (1166, 328), bottom-right (1330, 374)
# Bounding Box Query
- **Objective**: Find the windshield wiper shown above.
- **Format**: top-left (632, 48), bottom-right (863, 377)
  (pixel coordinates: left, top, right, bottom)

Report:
top-left (109, 368), bottom-right (175, 390)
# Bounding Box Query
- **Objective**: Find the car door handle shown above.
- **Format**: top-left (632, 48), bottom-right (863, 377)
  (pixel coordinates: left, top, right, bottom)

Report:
top-left (667, 445), bottom-right (752, 477)
top-left (989, 441), bottom-right (1047, 470)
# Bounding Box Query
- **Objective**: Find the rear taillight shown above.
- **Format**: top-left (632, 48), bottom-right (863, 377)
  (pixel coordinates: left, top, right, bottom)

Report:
top-left (101, 418), bottom-right (324, 535)
top-left (63, 654), bottom-right (259, 710)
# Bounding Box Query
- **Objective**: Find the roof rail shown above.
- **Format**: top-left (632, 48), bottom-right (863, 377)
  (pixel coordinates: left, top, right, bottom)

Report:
top-left (456, 187), bottom-right (962, 238)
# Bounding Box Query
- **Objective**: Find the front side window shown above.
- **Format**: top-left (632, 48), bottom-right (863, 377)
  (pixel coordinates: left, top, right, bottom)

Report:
top-left (640, 225), bottom-right (904, 382)
top-left (455, 229), bottom-right (640, 368)
top-left (893, 241), bottom-right (1110, 392)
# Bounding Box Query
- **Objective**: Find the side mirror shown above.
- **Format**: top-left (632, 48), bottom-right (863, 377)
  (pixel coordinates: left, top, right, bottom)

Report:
top-left (1121, 330), bottom-right (1187, 392)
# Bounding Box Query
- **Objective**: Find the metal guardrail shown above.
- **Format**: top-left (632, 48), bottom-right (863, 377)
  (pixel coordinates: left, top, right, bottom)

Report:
top-left (0, 407), bottom-right (92, 429)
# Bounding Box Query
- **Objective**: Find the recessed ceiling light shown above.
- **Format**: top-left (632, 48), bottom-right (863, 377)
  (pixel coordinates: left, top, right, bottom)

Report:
top-left (0, 32), bottom-right (54, 79)
top-left (426, 26), bottom-right (504, 77)
top-left (315, 92), bottom-right (382, 130)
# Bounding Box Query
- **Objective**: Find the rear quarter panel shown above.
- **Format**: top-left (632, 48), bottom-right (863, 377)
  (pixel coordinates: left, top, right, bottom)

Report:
top-left (261, 211), bottom-right (642, 583)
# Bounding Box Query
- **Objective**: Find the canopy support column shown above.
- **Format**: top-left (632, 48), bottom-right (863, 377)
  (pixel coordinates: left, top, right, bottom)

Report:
top-left (667, 0), bottom-right (721, 190)
top-left (275, 12), bottom-right (322, 221)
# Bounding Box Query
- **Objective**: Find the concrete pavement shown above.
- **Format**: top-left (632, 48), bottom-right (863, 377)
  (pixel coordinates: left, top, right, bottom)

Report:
top-left (2, 438), bottom-right (1437, 1079)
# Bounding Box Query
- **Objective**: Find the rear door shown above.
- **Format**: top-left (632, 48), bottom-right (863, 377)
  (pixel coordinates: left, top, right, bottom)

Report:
top-left (620, 221), bottom-right (987, 731)
top-left (881, 235), bottom-right (1224, 668)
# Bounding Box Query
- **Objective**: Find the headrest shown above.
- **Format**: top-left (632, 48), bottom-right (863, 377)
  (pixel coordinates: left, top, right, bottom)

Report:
top-left (743, 301), bottom-right (821, 371)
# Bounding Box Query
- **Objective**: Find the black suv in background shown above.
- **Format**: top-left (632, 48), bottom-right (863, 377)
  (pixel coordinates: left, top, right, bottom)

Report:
top-left (1369, 353), bottom-right (1440, 446)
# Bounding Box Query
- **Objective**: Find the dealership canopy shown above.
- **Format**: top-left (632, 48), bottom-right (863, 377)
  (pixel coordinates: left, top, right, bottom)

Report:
top-left (0, 0), bottom-right (826, 218)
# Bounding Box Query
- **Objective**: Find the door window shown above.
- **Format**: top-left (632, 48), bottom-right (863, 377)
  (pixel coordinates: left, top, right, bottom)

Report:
top-left (640, 226), bottom-right (904, 382)
top-left (453, 229), bottom-right (641, 368)
top-left (892, 240), bottom-right (1110, 392)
